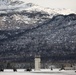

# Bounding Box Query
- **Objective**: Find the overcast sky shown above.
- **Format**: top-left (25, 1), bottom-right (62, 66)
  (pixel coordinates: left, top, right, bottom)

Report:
top-left (20, 0), bottom-right (76, 12)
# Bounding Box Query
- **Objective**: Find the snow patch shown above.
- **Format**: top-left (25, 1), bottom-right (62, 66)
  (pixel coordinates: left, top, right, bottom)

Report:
top-left (16, 26), bottom-right (20, 29)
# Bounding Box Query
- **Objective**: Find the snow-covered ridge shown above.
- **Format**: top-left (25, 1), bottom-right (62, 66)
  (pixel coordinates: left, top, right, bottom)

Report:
top-left (0, 0), bottom-right (75, 15)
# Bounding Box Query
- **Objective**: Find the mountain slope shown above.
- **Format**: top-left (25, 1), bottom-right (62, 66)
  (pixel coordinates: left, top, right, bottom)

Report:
top-left (0, 0), bottom-right (76, 62)
top-left (0, 14), bottom-right (76, 62)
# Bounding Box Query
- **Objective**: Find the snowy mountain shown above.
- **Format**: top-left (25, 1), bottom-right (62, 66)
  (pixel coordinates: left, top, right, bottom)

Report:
top-left (0, 0), bottom-right (76, 62)
top-left (0, 0), bottom-right (75, 15)
top-left (0, 0), bottom-right (75, 29)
